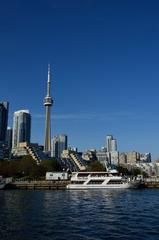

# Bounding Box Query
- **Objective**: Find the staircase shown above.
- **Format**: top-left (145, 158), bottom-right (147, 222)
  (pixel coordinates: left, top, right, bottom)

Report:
top-left (25, 144), bottom-right (48, 164)
top-left (69, 152), bottom-right (86, 171)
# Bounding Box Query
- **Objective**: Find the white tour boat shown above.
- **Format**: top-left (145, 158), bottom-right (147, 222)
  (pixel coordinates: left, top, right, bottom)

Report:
top-left (67, 171), bottom-right (141, 189)
top-left (0, 176), bottom-right (6, 190)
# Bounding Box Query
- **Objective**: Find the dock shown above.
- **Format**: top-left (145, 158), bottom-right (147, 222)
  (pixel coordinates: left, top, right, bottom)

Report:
top-left (5, 177), bottom-right (159, 189)
top-left (7, 180), bottom-right (70, 190)
top-left (143, 178), bottom-right (159, 188)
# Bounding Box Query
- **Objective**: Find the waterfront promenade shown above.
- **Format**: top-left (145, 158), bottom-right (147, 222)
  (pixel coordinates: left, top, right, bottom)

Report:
top-left (7, 180), bottom-right (70, 190)
top-left (144, 177), bottom-right (159, 188)
top-left (4, 177), bottom-right (159, 190)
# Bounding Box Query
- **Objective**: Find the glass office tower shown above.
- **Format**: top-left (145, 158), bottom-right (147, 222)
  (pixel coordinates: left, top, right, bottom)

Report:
top-left (12, 110), bottom-right (31, 149)
top-left (52, 135), bottom-right (68, 159)
top-left (0, 101), bottom-right (9, 142)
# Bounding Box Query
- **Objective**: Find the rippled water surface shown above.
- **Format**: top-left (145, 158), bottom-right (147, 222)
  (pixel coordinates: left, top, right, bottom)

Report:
top-left (0, 189), bottom-right (159, 240)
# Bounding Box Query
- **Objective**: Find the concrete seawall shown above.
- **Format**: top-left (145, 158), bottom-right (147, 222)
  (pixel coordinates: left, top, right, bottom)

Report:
top-left (7, 180), bottom-right (70, 190)
top-left (5, 178), bottom-right (159, 190)
top-left (144, 178), bottom-right (159, 188)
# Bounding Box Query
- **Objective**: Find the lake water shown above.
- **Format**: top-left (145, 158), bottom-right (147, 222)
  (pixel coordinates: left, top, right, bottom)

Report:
top-left (0, 189), bottom-right (159, 240)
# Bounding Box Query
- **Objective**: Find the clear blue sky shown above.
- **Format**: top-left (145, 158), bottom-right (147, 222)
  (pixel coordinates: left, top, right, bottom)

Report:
top-left (1, 0), bottom-right (159, 160)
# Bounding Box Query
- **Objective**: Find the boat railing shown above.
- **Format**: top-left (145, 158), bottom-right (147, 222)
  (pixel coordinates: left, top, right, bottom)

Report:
top-left (72, 175), bottom-right (121, 180)
top-left (71, 176), bottom-right (88, 180)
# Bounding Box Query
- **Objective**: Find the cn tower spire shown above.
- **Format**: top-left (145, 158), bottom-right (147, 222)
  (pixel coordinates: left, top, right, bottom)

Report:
top-left (44, 64), bottom-right (53, 154)
top-left (47, 64), bottom-right (51, 96)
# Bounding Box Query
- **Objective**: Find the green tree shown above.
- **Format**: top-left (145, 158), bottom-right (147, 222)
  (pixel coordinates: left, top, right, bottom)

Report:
top-left (117, 165), bottom-right (129, 175)
top-left (40, 158), bottom-right (61, 172)
top-left (0, 156), bottom-right (62, 179)
top-left (0, 160), bottom-right (9, 177)
top-left (18, 155), bottom-right (39, 177)
top-left (87, 161), bottom-right (105, 171)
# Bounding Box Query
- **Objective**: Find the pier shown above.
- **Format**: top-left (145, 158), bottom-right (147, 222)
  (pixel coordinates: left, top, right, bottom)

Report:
top-left (5, 178), bottom-right (159, 190)
top-left (7, 180), bottom-right (70, 190)
top-left (143, 178), bottom-right (159, 188)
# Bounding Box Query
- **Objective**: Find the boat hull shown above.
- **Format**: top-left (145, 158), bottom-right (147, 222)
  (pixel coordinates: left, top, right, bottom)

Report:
top-left (67, 182), bottom-right (139, 189)
top-left (0, 183), bottom-right (6, 190)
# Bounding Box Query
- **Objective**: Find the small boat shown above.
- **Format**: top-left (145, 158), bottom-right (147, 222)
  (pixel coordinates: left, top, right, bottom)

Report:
top-left (0, 176), bottom-right (6, 190)
top-left (67, 171), bottom-right (141, 189)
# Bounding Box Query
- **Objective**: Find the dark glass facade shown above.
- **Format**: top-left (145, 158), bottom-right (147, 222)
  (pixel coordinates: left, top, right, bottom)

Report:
top-left (52, 135), bottom-right (68, 159)
top-left (12, 110), bottom-right (31, 148)
top-left (6, 127), bottom-right (12, 149)
top-left (18, 113), bottom-right (31, 143)
top-left (0, 102), bottom-right (9, 142)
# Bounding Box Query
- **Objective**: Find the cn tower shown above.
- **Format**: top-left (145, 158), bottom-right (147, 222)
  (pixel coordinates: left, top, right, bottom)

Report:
top-left (44, 64), bottom-right (53, 153)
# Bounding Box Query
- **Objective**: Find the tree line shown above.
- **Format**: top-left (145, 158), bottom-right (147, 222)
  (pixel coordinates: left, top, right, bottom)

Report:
top-left (0, 155), bottom-right (61, 179)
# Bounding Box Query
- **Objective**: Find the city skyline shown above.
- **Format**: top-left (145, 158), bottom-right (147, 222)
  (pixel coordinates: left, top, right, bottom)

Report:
top-left (1, 1), bottom-right (159, 159)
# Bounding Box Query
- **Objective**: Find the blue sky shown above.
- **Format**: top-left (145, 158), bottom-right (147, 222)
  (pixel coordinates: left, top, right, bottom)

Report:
top-left (1, 0), bottom-right (159, 159)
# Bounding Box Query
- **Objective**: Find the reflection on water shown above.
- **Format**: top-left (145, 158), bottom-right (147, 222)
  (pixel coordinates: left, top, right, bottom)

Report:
top-left (0, 189), bottom-right (159, 240)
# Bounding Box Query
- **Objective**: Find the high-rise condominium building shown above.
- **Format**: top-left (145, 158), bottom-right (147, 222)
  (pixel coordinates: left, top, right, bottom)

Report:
top-left (111, 139), bottom-right (117, 151)
top-left (12, 110), bottom-right (31, 149)
top-left (106, 135), bottom-right (113, 152)
top-left (6, 127), bottom-right (12, 149)
top-left (106, 135), bottom-right (117, 152)
top-left (52, 135), bottom-right (68, 159)
top-left (0, 101), bottom-right (9, 142)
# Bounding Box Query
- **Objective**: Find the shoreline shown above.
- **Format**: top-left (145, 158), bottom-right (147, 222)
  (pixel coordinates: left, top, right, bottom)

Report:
top-left (3, 177), bottom-right (159, 190)
top-left (5, 180), bottom-right (70, 190)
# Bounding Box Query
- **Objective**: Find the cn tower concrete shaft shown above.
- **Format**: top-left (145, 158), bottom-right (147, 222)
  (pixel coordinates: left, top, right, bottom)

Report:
top-left (44, 65), bottom-right (53, 153)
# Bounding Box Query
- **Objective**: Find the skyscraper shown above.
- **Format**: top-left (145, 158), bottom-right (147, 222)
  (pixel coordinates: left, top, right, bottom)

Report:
top-left (111, 139), bottom-right (117, 151)
top-left (44, 65), bottom-right (53, 154)
top-left (106, 135), bottom-right (118, 152)
top-left (6, 127), bottom-right (12, 149)
top-left (12, 110), bottom-right (31, 149)
top-left (0, 101), bottom-right (9, 142)
top-left (106, 134), bottom-right (118, 166)
top-left (52, 135), bottom-right (68, 159)
top-left (106, 135), bottom-right (113, 152)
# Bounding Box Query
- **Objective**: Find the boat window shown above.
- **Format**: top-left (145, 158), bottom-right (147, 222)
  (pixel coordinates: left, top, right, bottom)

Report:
top-left (90, 173), bottom-right (109, 177)
top-left (77, 173), bottom-right (89, 177)
top-left (71, 181), bottom-right (85, 184)
top-left (107, 180), bottom-right (123, 184)
top-left (87, 180), bottom-right (104, 184)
